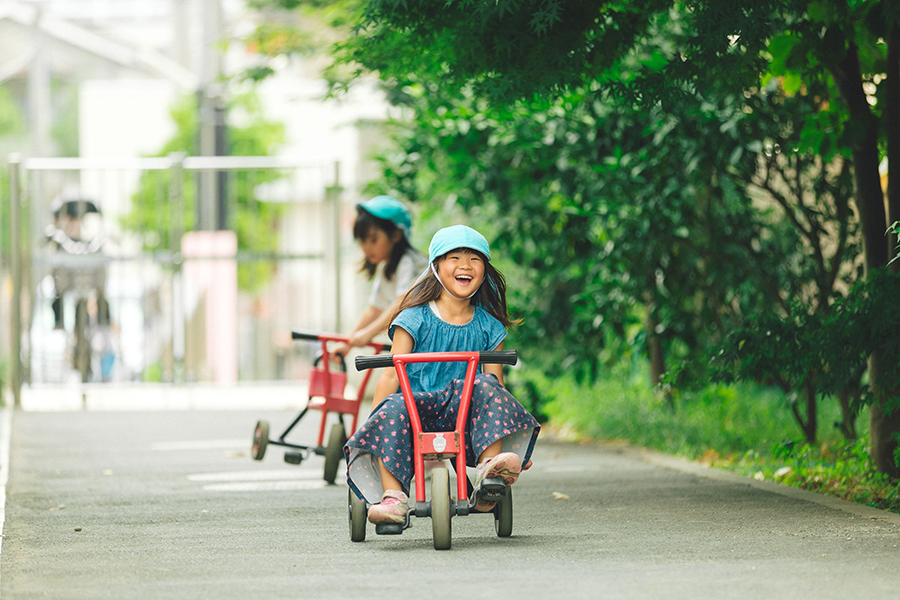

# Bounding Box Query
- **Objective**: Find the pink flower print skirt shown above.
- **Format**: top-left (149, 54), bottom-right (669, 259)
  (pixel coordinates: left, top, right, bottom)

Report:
top-left (344, 373), bottom-right (539, 504)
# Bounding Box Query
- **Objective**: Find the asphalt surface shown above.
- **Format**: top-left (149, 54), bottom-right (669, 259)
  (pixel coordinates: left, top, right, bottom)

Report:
top-left (1, 404), bottom-right (899, 599)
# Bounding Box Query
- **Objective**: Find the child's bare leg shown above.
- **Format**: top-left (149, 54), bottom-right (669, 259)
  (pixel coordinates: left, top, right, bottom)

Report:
top-left (477, 440), bottom-right (503, 464)
top-left (378, 457), bottom-right (403, 492)
top-left (367, 456), bottom-right (409, 524)
top-left (477, 439), bottom-right (532, 470)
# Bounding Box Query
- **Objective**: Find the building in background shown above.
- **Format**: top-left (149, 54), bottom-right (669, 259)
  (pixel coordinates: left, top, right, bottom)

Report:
top-left (0, 0), bottom-right (393, 384)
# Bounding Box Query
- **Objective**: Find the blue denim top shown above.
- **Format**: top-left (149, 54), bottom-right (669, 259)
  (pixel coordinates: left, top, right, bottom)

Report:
top-left (389, 304), bottom-right (507, 394)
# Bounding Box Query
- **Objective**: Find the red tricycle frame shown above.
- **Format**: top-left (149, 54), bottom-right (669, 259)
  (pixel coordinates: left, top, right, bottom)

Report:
top-left (353, 349), bottom-right (517, 549)
top-left (251, 330), bottom-right (389, 483)
top-left (392, 351), bottom-right (484, 508)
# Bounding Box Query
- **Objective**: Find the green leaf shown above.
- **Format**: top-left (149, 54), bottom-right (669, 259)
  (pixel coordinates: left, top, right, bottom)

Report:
top-left (782, 72), bottom-right (803, 95)
top-left (768, 35), bottom-right (800, 75)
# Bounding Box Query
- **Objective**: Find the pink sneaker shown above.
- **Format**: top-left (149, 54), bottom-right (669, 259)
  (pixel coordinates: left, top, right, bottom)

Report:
top-left (367, 489), bottom-right (409, 524)
top-left (475, 452), bottom-right (522, 488)
top-left (473, 496), bottom-right (497, 512)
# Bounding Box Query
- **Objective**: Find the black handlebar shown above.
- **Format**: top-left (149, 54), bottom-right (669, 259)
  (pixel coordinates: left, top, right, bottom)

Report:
top-left (355, 350), bottom-right (517, 371)
top-left (291, 329), bottom-right (391, 351)
top-left (291, 330), bottom-right (319, 341)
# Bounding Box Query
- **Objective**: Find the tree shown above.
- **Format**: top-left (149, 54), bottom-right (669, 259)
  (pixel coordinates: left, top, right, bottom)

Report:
top-left (247, 0), bottom-right (900, 474)
top-left (306, 0), bottom-right (900, 475)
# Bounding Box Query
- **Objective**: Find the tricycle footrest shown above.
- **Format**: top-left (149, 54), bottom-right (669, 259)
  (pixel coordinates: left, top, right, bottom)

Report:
top-left (375, 523), bottom-right (404, 535)
top-left (478, 477), bottom-right (508, 501)
top-left (283, 451), bottom-right (304, 465)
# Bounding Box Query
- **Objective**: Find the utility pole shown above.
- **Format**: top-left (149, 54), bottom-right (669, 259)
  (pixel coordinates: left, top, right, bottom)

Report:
top-left (197, 0), bottom-right (227, 231)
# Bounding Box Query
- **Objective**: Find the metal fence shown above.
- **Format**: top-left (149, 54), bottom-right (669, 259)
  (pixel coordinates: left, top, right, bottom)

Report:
top-left (6, 154), bottom-right (356, 406)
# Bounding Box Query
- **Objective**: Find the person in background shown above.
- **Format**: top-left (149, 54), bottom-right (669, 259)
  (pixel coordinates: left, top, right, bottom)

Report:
top-left (333, 196), bottom-right (427, 359)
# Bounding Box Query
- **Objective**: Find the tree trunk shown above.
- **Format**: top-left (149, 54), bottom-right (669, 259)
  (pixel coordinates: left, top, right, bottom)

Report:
top-left (837, 388), bottom-right (859, 441)
top-left (888, 24), bottom-right (900, 271)
top-left (829, 42), bottom-right (899, 476)
top-left (645, 300), bottom-right (671, 407)
top-left (803, 377), bottom-right (817, 444)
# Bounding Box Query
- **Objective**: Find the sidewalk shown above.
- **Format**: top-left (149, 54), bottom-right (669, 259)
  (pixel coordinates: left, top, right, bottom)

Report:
top-left (2, 392), bottom-right (899, 599)
top-left (18, 380), bottom-right (330, 411)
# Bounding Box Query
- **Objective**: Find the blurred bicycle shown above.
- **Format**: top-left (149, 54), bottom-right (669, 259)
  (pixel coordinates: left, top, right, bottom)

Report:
top-left (44, 192), bottom-right (114, 383)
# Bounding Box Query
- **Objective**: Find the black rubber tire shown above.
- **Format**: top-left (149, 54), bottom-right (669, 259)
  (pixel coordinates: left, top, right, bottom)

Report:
top-left (494, 486), bottom-right (513, 537)
top-left (431, 467), bottom-right (452, 550)
top-left (251, 420), bottom-right (269, 461)
top-left (349, 488), bottom-right (367, 542)
top-left (323, 423), bottom-right (346, 484)
top-left (74, 299), bottom-right (92, 383)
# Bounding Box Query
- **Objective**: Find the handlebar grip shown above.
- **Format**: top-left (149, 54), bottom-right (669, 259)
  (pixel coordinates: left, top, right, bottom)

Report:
top-left (479, 350), bottom-right (518, 365)
top-left (291, 330), bottom-right (320, 341)
top-left (355, 350), bottom-right (517, 371)
top-left (355, 354), bottom-right (395, 371)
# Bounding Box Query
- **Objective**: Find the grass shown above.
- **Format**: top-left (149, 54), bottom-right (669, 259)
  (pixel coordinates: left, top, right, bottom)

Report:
top-left (517, 360), bottom-right (900, 514)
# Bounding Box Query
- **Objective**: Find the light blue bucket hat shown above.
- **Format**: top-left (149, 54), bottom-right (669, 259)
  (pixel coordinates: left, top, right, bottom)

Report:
top-left (428, 225), bottom-right (491, 263)
top-left (357, 195), bottom-right (412, 238)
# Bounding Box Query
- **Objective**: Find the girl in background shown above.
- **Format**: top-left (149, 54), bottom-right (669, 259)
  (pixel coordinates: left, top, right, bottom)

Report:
top-left (334, 196), bottom-right (427, 358)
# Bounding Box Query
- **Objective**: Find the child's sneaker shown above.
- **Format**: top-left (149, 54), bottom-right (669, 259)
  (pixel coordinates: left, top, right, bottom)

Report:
top-left (475, 452), bottom-right (522, 488)
top-left (367, 489), bottom-right (409, 524)
top-left (473, 495), bottom-right (497, 512)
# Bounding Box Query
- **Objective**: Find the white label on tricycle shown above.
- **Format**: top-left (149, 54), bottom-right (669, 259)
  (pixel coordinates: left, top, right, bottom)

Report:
top-left (432, 433), bottom-right (447, 453)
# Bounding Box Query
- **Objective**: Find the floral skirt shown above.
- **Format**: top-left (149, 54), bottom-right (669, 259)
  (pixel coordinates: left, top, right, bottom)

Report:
top-left (344, 373), bottom-right (540, 504)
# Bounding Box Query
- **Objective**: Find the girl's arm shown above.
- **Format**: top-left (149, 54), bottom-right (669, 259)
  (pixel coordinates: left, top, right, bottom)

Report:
top-left (369, 326), bottom-right (414, 414)
top-left (334, 305), bottom-right (383, 358)
top-left (483, 340), bottom-right (505, 387)
top-left (346, 296), bottom-right (402, 348)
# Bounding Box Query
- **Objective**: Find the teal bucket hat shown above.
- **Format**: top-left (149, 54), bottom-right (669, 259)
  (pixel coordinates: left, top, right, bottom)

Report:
top-left (428, 225), bottom-right (491, 264)
top-left (357, 195), bottom-right (412, 238)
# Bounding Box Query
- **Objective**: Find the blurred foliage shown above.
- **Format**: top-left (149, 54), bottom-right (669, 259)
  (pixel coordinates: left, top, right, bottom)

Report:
top-left (244, 0), bottom-right (900, 473)
top-left (370, 64), bottom-right (863, 446)
top-left (0, 84), bottom-right (24, 136)
top-left (0, 84), bottom-right (26, 259)
top-left (710, 270), bottom-right (900, 441)
top-left (122, 91), bottom-right (286, 293)
top-left (538, 359), bottom-right (900, 513)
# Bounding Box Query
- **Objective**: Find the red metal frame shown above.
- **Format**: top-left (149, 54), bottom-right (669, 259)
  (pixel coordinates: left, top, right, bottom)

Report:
top-left (391, 351), bottom-right (482, 505)
top-left (308, 334), bottom-right (385, 446)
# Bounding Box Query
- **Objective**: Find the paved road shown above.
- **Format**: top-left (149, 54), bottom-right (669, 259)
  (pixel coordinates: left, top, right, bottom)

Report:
top-left (2, 405), bottom-right (899, 599)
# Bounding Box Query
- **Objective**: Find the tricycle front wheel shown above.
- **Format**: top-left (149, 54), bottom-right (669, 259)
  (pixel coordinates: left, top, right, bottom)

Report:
top-left (431, 467), bottom-right (452, 550)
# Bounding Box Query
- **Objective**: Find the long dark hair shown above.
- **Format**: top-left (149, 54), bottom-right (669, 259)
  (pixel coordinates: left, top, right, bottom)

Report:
top-left (353, 208), bottom-right (413, 281)
top-left (394, 249), bottom-right (520, 329)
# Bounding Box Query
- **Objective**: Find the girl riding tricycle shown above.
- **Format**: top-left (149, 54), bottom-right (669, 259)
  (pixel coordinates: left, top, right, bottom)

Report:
top-left (346, 225), bottom-right (540, 549)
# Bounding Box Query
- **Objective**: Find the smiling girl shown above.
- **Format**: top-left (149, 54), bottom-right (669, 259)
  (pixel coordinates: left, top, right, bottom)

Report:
top-left (343, 225), bottom-right (540, 524)
top-left (334, 196), bottom-right (426, 358)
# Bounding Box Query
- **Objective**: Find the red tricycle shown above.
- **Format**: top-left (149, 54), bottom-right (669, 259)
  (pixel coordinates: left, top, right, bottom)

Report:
top-left (351, 349), bottom-right (518, 549)
top-left (251, 330), bottom-right (389, 484)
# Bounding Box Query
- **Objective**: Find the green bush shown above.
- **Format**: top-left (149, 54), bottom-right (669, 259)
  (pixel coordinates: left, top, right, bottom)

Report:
top-left (524, 359), bottom-right (900, 513)
top-left (534, 360), bottom-right (841, 457)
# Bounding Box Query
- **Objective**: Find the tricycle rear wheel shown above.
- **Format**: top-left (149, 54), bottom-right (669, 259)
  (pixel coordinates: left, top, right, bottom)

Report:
top-left (431, 467), bottom-right (452, 550)
top-left (323, 423), bottom-right (346, 484)
top-left (251, 420), bottom-right (269, 461)
top-left (494, 487), bottom-right (513, 537)
top-left (349, 488), bottom-right (367, 542)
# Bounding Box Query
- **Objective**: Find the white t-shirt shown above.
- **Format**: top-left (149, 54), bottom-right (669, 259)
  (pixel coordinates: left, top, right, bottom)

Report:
top-left (367, 249), bottom-right (428, 310)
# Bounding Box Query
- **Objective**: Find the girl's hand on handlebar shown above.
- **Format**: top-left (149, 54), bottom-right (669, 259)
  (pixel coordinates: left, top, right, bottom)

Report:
top-left (331, 343), bottom-right (352, 362)
top-left (347, 331), bottom-right (372, 348)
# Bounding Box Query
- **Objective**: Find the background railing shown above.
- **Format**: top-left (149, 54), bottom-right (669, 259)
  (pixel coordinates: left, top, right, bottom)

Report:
top-left (5, 154), bottom-right (361, 407)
